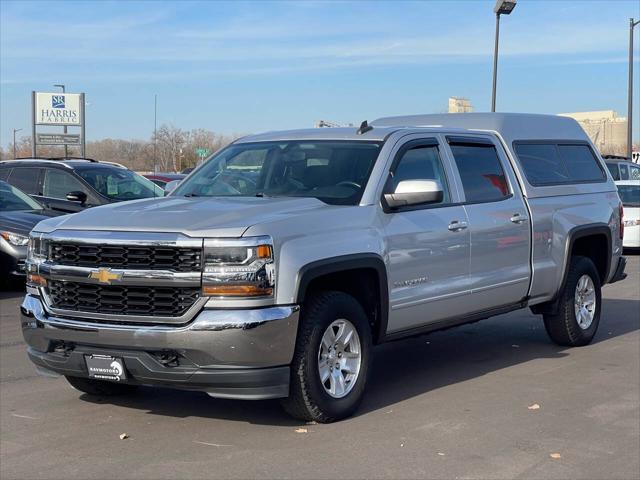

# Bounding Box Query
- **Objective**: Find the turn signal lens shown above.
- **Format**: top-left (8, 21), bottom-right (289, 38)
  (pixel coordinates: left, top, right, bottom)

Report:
top-left (202, 285), bottom-right (273, 297)
top-left (256, 244), bottom-right (272, 259)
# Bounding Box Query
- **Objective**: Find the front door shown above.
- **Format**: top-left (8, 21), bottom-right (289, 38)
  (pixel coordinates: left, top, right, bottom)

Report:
top-left (383, 137), bottom-right (471, 334)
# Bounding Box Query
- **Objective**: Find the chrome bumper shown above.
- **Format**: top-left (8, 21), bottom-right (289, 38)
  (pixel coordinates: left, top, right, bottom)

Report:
top-left (21, 295), bottom-right (299, 399)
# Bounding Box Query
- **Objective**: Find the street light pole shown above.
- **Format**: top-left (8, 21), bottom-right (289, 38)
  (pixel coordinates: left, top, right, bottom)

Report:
top-left (54, 84), bottom-right (68, 157)
top-left (491, 0), bottom-right (517, 112)
top-left (12, 128), bottom-right (22, 159)
top-left (627, 18), bottom-right (639, 160)
top-left (491, 13), bottom-right (501, 113)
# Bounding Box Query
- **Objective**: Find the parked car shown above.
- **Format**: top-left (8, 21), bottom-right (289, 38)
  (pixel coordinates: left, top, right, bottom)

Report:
top-left (604, 155), bottom-right (640, 181)
top-left (0, 158), bottom-right (164, 213)
top-left (143, 173), bottom-right (186, 188)
top-left (616, 180), bottom-right (640, 249)
top-left (0, 181), bottom-right (61, 286)
top-left (21, 113), bottom-right (626, 422)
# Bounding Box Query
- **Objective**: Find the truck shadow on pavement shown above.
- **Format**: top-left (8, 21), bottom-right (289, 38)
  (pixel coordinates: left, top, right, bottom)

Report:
top-left (74, 297), bottom-right (639, 426)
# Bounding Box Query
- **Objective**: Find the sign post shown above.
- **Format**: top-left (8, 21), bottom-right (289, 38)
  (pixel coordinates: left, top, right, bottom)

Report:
top-left (32, 90), bottom-right (85, 158)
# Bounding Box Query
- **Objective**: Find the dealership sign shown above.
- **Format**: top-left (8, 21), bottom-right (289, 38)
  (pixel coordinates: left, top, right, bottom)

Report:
top-left (36, 133), bottom-right (81, 145)
top-left (35, 92), bottom-right (82, 126)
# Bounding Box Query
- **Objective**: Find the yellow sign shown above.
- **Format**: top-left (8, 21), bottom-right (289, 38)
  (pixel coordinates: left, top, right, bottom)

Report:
top-left (89, 268), bottom-right (122, 284)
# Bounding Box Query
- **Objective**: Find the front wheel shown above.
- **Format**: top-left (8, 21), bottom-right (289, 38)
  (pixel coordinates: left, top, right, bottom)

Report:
top-left (543, 256), bottom-right (602, 347)
top-left (282, 291), bottom-right (372, 423)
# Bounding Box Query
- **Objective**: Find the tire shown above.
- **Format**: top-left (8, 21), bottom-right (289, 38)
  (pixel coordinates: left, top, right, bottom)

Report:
top-left (65, 376), bottom-right (138, 396)
top-left (543, 256), bottom-right (602, 347)
top-left (282, 291), bottom-right (372, 423)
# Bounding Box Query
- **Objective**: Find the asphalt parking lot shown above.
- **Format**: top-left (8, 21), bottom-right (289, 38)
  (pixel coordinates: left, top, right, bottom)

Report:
top-left (1, 257), bottom-right (638, 480)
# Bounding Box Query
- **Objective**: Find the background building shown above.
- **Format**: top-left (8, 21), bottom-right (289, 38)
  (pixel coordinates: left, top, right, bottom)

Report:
top-left (448, 97), bottom-right (474, 113)
top-left (558, 110), bottom-right (628, 156)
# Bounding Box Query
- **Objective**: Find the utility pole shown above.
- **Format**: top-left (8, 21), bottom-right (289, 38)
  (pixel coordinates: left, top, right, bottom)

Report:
top-left (12, 128), bottom-right (22, 159)
top-left (628, 18), bottom-right (640, 160)
top-left (54, 84), bottom-right (67, 157)
top-left (154, 94), bottom-right (158, 173)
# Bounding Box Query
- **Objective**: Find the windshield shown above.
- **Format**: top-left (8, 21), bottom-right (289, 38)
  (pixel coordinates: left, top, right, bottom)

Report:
top-left (173, 140), bottom-right (382, 205)
top-left (618, 185), bottom-right (640, 207)
top-left (76, 166), bottom-right (164, 200)
top-left (0, 181), bottom-right (43, 212)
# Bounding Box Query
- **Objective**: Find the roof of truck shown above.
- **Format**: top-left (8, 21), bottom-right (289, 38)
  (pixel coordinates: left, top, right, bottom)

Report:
top-left (372, 113), bottom-right (588, 144)
top-left (234, 113), bottom-right (588, 145)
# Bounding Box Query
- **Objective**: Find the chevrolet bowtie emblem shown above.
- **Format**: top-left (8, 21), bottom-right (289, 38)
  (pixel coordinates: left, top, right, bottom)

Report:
top-left (89, 268), bottom-right (122, 284)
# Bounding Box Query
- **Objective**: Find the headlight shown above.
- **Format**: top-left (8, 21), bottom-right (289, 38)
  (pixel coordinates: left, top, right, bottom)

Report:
top-left (202, 237), bottom-right (275, 298)
top-left (26, 234), bottom-right (49, 264)
top-left (1, 231), bottom-right (29, 247)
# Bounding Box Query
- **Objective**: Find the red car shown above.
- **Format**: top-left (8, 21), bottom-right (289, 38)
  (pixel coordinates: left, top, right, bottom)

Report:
top-left (143, 173), bottom-right (186, 189)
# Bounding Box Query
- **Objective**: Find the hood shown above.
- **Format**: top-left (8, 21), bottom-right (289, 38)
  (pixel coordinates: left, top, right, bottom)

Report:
top-left (33, 196), bottom-right (332, 237)
top-left (0, 210), bottom-right (57, 236)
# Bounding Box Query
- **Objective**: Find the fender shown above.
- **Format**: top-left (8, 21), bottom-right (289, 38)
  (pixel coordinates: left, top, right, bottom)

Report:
top-left (531, 223), bottom-right (611, 315)
top-left (295, 253), bottom-right (389, 343)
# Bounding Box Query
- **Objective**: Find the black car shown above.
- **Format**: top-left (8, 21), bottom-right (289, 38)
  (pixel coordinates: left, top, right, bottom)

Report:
top-left (0, 158), bottom-right (164, 214)
top-left (0, 181), bottom-right (60, 286)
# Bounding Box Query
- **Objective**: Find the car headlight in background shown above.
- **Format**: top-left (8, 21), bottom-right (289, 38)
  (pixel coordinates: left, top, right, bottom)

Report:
top-left (202, 237), bottom-right (275, 298)
top-left (0, 231), bottom-right (29, 246)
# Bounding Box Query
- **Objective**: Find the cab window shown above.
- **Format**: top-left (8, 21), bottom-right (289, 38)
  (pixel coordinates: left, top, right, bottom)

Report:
top-left (390, 145), bottom-right (450, 204)
top-left (43, 169), bottom-right (89, 200)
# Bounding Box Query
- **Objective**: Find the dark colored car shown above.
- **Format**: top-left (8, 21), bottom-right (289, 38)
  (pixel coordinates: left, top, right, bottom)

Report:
top-left (0, 158), bottom-right (164, 214)
top-left (143, 173), bottom-right (186, 188)
top-left (181, 167), bottom-right (195, 174)
top-left (0, 181), bottom-right (60, 285)
top-left (603, 156), bottom-right (640, 181)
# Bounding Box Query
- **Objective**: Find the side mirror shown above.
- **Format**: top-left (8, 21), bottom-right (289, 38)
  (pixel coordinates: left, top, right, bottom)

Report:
top-left (164, 180), bottom-right (181, 194)
top-left (384, 180), bottom-right (443, 209)
top-left (66, 191), bottom-right (87, 204)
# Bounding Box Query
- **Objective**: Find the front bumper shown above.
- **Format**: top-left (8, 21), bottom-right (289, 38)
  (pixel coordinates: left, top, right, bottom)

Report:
top-left (21, 294), bottom-right (299, 399)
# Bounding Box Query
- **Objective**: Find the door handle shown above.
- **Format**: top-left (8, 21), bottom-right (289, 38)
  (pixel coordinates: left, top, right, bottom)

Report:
top-left (448, 220), bottom-right (468, 232)
top-left (510, 213), bottom-right (528, 224)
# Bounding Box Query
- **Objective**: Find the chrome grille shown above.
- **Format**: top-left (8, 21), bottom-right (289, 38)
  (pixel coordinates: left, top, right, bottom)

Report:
top-left (50, 243), bottom-right (201, 272)
top-left (47, 281), bottom-right (200, 317)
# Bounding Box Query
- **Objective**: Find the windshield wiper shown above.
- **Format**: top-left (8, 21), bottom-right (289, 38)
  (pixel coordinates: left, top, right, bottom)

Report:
top-left (184, 193), bottom-right (200, 197)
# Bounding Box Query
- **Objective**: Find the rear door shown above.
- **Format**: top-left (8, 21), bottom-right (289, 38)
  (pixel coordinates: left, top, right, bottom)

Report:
top-left (445, 136), bottom-right (531, 312)
top-left (383, 136), bottom-right (471, 333)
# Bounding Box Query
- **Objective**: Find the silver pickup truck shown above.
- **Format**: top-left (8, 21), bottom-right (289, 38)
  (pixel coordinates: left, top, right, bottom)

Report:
top-left (21, 113), bottom-right (627, 422)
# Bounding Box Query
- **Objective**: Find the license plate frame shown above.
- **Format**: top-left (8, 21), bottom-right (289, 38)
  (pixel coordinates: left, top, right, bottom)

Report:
top-left (85, 355), bottom-right (127, 382)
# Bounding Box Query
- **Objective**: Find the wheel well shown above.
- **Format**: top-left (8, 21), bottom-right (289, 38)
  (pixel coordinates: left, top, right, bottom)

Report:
top-left (302, 268), bottom-right (384, 343)
top-left (571, 234), bottom-right (608, 283)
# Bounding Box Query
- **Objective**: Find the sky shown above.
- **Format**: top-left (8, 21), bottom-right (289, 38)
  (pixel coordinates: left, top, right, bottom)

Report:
top-left (1, 0), bottom-right (639, 146)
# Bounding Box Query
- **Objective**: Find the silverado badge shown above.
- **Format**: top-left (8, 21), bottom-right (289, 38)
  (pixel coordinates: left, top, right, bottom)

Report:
top-left (89, 268), bottom-right (122, 284)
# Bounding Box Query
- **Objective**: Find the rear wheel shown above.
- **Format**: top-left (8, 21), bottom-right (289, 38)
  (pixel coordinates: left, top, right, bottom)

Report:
top-left (543, 256), bottom-right (601, 346)
top-left (282, 291), bottom-right (372, 423)
top-left (65, 376), bottom-right (138, 396)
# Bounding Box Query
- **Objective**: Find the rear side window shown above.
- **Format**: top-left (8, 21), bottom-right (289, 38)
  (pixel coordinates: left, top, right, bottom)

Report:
top-left (514, 142), bottom-right (605, 186)
top-left (449, 143), bottom-right (510, 203)
top-left (606, 163), bottom-right (620, 180)
top-left (514, 144), bottom-right (569, 184)
top-left (0, 168), bottom-right (10, 181)
top-left (8, 167), bottom-right (40, 194)
top-left (558, 145), bottom-right (605, 182)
